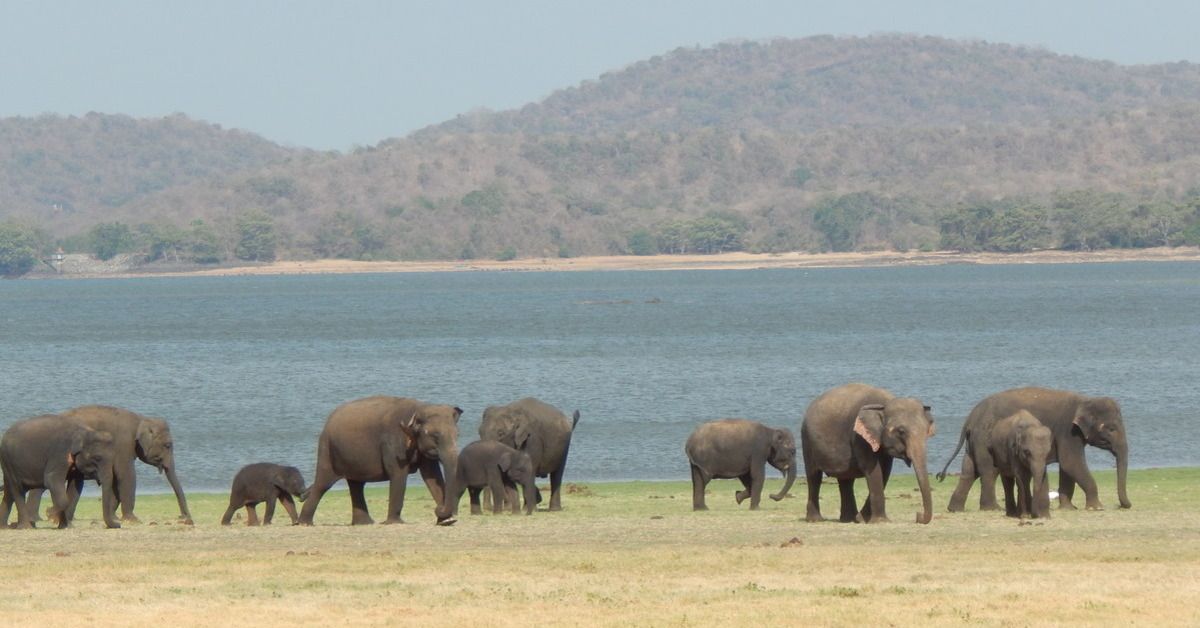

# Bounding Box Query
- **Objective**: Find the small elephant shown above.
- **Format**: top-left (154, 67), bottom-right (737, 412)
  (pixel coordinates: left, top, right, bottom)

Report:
top-left (0, 414), bottom-right (120, 529)
top-left (479, 398), bottom-right (579, 511)
top-left (436, 441), bottom-right (537, 525)
top-left (802, 383), bottom-right (936, 524)
top-left (987, 410), bottom-right (1053, 519)
top-left (684, 419), bottom-right (797, 511)
top-left (221, 463), bottom-right (309, 526)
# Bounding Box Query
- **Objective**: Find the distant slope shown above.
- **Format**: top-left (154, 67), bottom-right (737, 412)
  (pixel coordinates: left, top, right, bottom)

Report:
top-left (422, 35), bottom-right (1200, 137)
top-left (4, 35), bottom-right (1200, 265)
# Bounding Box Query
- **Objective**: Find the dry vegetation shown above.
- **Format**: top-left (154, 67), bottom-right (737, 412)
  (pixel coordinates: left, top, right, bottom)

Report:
top-left (1, 468), bottom-right (1196, 626)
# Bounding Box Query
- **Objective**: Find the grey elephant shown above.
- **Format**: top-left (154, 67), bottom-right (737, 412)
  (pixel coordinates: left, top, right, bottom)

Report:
top-left (436, 440), bottom-right (538, 525)
top-left (478, 398), bottom-right (579, 511)
top-left (0, 414), bottom-right (120, 529)
top-left (802, 383), bottom-right (936, 524)
top-left (299, 396), bottom-right (461, 525)
top-left (684, 419), bottom-right (796, 511)
top-left (221, 463), bottom-right (308, 526)
top-left (28, 405), bottom-right (192, 524)
top-left (939, 387), bottom-right (1130, 512)
top-left (987, 410), bottom-right (1052, 519)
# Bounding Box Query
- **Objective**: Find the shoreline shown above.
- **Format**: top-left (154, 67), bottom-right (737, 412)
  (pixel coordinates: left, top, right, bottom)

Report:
top-left (36, 246), bottom-right (1200, 279)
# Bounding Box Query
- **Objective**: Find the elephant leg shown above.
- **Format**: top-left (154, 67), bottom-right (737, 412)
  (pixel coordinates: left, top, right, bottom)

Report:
top-left (946, 450), bottom-right (978, 512)
top-left (861, 461), bottom-right (888, 523)
top-left (297, 467), bottom-right (339, 526)
top-left (747, 464), bottom-right (766, 510)
top-left (347, 480), bottom-right (373, 525)
top-left (734, 473), bottom-right (752, 506)
top-left (503, 481), bottom-right (520, 515)
top-left (220, 500), bottom-right (239, 525)
top-left (468, 487), bottom-right (483, 515)
top-left (0, 487), bottom-right (13, 527)
top-left (690, 464), bottom-right (709, 511)
top-left (975, 449), bottom-right (1000, 511)
top-left (383, 463), bottom-right (411, 524)
top-left (487, 471), bottom-right (507, 515)
top-left (64, 477), bottom-right (86, 523)
top-left (245, 503), bottom-right (260, 526)
top-left (1058, 472), bottom-right (1077, 509)
top-left (836, 478), bottom-right (858, 523)
top-left (47, 481), bottom-right (73, 529)
top-left (804, 467), bottom-right (824, 522)
top-left (263, 495), bottom-right (277, 525)
top-left (548, 462), bottom-right (567, 512)
top-left (1015, 474), bottom-right (1032, 519)
top-left (115, 460), bottom-right (139, 522)
top-left (25, 489), bottom-right (44, 522)
top-left (11, 487), bottom-right (34, 529)
top-left (1000, 475), bottom-right (1018, 517)
top-left (860, 457), bottom-right (893, 522)
top-left (278, 494), bottom-right (299, 525)
top-left (481, 487), bottom-right (494, 511)
top-left (1059, 453), bottom-right (1102, 510)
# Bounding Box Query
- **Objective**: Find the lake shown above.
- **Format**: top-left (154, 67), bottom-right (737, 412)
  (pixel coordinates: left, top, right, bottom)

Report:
top-left (1, 262), bottom-right (1197, 492)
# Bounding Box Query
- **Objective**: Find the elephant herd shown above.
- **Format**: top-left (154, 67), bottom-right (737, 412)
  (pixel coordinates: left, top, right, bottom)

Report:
top-left (0, 383), bottom-right (1128, 529)
top-left (687, 383), bottom-right (1131, 524)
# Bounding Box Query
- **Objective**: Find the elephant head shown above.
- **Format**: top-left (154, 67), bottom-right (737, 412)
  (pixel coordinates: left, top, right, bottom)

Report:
top-left (403, 404), bottom-right (462, 480)
top-left (136, 417), bottom-right (192, 523)
top-left (274, 466), bottom-right (308, 501)
top-left (853, 398), bottom-right (936, 524)
top-left (500, 449), bottom-right (538, 515)
top-left (68, 428), bottom-right (119, 528)
top-left (768, 428), bottom-right (797, 502)
top-left (1072, 397), bottom-right (1131, 509)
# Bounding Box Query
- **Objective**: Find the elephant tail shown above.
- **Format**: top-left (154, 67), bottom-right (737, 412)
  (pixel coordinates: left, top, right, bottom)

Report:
top-left (935, 428), bottom-right (968, 482)
top-left (571, 410), bottom-right (580, 430)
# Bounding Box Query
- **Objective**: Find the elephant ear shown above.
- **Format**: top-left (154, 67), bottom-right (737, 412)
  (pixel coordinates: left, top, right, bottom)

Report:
top-left (923, 405), bottom-right (936, 437)
top-left (452, 407), bottom-right (463, 422)
top-left (498, 450), bottom-right (513, 473)
top-left (400, 412), bottom-right (420, 441)
top-left (513, 421), bottom-right (532, 450)
top-left (853, 405), bottom-right (886, 452)
top-left (1072, 408), bottom-right (1096, 437)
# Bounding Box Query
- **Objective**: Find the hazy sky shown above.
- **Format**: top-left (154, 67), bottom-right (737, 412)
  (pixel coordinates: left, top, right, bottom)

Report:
top-left (3, 1), bottom-right (1198, 150)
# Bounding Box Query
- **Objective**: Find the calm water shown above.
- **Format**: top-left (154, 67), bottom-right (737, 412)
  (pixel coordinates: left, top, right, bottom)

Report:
top-left (1, 263), bottom-right (1197, 492)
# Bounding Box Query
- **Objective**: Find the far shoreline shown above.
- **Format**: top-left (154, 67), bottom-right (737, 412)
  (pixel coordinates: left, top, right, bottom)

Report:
top-left (33, 246), bottom-right (1200, 279)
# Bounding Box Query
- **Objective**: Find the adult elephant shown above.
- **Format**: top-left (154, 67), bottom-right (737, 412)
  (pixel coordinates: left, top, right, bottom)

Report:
top-left (478, 397), bottom-right (579, 511)
top-left (684, 419), bottom-right (796, 511)
top-left (938, 387), bottom-right (1131, 512)
top-left (28, 405), bottom-right (192, 524)
top-left (0, 414), bottom-right (120, 529)
top-left (801, 383), bottom-right (936, 524)
top-left (299, 396), bottom-right (461, 525)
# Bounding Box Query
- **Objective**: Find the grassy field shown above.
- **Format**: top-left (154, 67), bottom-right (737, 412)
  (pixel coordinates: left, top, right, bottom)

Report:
top-left (1, 468), bottom-right (1196, 627)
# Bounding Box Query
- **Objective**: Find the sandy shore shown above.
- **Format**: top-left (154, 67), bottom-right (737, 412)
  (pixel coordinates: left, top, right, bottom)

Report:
top-left (52, 246), bottom-right (1200, 279)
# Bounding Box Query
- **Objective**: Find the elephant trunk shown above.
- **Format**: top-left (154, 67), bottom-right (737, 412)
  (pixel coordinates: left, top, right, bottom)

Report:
top-left (436, 446), bottom-right (460, 518)
top-left (161, 460), bottom-right (192, 524)
top-left (1115, 440), bottom-right (1131, 509)
top-left (769, 460), bottom-right (796, 501)
top-left (910, 443), bottom-right (934, 525)
top-left (1031, 463), bottom-right (1050, 518)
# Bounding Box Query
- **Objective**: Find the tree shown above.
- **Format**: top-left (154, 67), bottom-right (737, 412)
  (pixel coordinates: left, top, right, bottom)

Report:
top-left (315, 212), bottom-right (387, 260)
top-left (627, 229), bottom-right (658, 255)
top-left (234, 210), bottom-right (277, 261)
top-left (811, 193), bottom-right (875, 252)
top-left (685, 212), bottom-right (747, 253)
top-left (138, 222), bottom-right (187, 262)
top-left (187, 219), bottom-right (221, 263)
top-left (0, 221), bottom-right (42, 277)
top-left (88, 222), bottom-right (136, 260)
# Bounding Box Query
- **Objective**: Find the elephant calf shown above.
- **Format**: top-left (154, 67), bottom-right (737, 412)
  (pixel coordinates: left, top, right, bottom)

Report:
top-left (685, 419), bottom-right (797, 511)
top-left (987, 411), bottom-right (1053, 519)
top-left (221, 463), bottom-right (308, 526)
top-left (436, 440), bottom-right (538, 525)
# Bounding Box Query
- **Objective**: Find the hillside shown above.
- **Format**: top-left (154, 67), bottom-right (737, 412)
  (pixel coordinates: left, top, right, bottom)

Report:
top-left (3, 35), bottom-right (1200, 272)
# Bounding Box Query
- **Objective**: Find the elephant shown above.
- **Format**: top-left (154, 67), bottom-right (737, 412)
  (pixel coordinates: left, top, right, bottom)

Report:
top-left (684, 419), bottom-right (796, 511)
top-left (28, 405), bottom-right (192, 524)
top-left (436, 440), bottom-right (538, 525)
top-left (987, 410), bottom-right (1053, 519)
top-left (299, 396), bottom-right (461, 525)
top-left (478, 397), bottom-right (579, 511)
top-left (221, 463), bottom-right (308, 526)
top-left (801, 383), bottom-right (936, 525)
top-left (0, 414), bottom-right (120, 529)
top-left (938, 387), bottom-right (1131, 512)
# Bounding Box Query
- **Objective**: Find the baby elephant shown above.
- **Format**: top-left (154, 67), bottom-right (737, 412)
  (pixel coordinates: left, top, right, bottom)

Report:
top-left (436, 441), bottom-right (537, 525)
top-left (685, 418), bottom-right (797, 511)
top-left (987, 410), bottom-right (1053, 519)
top-left (221, 463), bottom-right (308, 526)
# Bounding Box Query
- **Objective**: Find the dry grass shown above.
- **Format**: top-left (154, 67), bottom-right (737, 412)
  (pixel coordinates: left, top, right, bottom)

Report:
top-left (1, 468), bottom-right (1197, 627)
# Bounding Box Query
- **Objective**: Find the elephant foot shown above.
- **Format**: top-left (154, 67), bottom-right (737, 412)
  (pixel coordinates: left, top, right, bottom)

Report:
top-left (1119, 501), bottom-right (1132, 509)
top-left (350, 516), bottom-right (375, 526)
top-left (1086, 503), bottom-right (1105, 511)
top-left (178, 516), bottom-right (194, 526)
top-left (380, 517), bottom-right (405, 525)
top-left (548, 504), bottom-right (563, 512)
top-left (436, 517), bottom-right (457, 527)
top-left (805, 514), bottom-right (825, 523)
top-left (1058, 501), bottom-right (1078, 511)
top-left (978, 504), bottom-right (999, 512)
top-left (866, 515), bottom-right (890, 524)
top-left (121, 515), bottom-right (142, 525)
top-left (693, 505), bottom-right (709, 512)
top-left (734, 491), bottom-right (749, 505)
top-left (946, 501), bottom-right (966, 513)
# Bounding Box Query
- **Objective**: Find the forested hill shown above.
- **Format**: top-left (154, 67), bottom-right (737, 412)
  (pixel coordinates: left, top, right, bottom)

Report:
top-left (3, 35), bottom-right (1200, 275)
